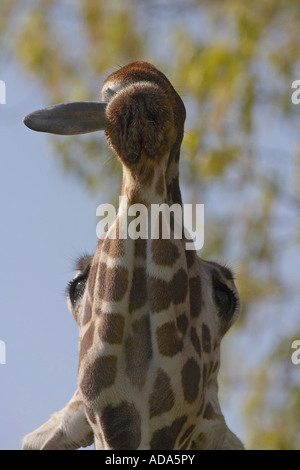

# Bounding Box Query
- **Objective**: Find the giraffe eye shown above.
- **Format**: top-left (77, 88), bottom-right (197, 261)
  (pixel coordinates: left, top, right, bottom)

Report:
top-left (68, 275), bottom-right (87, 306)
top-left (214, 282), bottom-right (237, 321)
top-left (68, 257), bottom-right (92, 306)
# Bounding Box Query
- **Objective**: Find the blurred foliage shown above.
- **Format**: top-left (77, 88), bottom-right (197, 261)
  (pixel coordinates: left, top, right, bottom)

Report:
top-left (245, 329), bottom-right (300, 450)
top-left (1, 0), bottom-right (300, 449)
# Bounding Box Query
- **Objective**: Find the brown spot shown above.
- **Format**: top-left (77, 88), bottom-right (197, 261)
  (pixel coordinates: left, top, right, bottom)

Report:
top-left (149, 369), bottom-right (175, 418)
top-left (98, 263), bottom-right (128, 302)
top-left (88, 262), bottom-right (98, 298)
top-left (181, 357), bottom-right (200, 404)
top-left (80, 355), bottom-right (117, 402)
top-left (176, 314), bottom-right (188, 336)
top-left (155, 174), bottom-right (165, 196)
top-left (190, 327), bottom-right (201, 357)
top-left (100, 401), bottom-right (141, 450)
top-left (125, 315), bottom-right (152, 388)
top-left (171, 268), bottom-right (188, 304)
top-left (83, 300), bottom-right (92, 326)
top-left (185, 250), bottom-right (195, 269)
top-left (203, 402), bottom-right (218, 420)
top-left (147, 276), bottom-right (170, 313)
top-left (79, 322), bottom-right (95, 363)
top-left (102, 230), bottom-right (125, 258)
top-left (98, 313), bottom-right (125, 344)
top-left (134, 238), bottom-right (147, 259)
top-left (129, 266), bottom-right (147, 312)
top-left (156, 322), bottom-right (183, 357)
top-left (179, 424), bottom-right (196, 445)
top-left (202, 323), bottom-right (211, 353)
top-left (151, 239), bottom-right (179, 267)
top-left (189, 276), bottom-right (202, 318)
top-left (167, 177), bottom-right (182, 206)
top-left (102, 238), bottom-right (111, 256)
top-left (150, 415), bottom-right (187, 450)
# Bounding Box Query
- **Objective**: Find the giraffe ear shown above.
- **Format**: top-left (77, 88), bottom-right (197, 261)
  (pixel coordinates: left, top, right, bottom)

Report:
top-left (23, 101), bottom-right (108, 135)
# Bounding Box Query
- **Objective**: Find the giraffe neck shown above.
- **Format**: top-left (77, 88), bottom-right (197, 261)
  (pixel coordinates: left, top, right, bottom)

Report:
top-left (78, 150), bottom-right (206, 449)
top-left (120, 161), bottom-right (168, 206)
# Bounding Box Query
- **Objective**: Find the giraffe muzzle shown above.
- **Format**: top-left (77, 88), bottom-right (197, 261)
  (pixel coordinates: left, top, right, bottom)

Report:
top-left (104, 81), bottom-right (176, 164)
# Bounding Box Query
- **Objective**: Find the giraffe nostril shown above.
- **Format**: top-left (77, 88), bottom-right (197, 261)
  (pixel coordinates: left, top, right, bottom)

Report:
top-left (126, 152), bottom-right (140, 163)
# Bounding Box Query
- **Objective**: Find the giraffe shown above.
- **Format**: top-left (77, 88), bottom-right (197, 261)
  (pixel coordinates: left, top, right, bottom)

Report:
top-left (22, 61), bottom-right (244, 450)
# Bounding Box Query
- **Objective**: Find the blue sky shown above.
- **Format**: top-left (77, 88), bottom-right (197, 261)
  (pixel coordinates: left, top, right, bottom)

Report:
top-left (0, 65), bottom-right (103, 449)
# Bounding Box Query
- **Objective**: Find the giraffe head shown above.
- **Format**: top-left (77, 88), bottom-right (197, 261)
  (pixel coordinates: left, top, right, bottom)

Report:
top-left (24, 61), bottom-right (184, 205)
top-left (24, 62), bottom-right (244, 449)
top-left (101, 62), bottom-right (185, 205)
